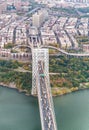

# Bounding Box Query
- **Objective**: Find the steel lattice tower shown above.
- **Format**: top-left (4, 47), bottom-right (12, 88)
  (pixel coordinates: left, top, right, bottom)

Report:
top-left (32, 48), bottom-right (49, 95)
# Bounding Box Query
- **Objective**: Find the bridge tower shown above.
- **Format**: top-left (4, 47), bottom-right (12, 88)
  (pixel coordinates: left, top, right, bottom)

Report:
top-left (32, 48), bottom-right (49, 95)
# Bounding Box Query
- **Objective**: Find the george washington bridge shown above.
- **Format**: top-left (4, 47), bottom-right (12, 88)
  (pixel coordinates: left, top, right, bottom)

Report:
top-left (31, 48), bottom-right (57, 130)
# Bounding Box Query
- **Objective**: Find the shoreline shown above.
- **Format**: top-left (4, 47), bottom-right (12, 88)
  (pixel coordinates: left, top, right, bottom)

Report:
top-left (0, 82), bottom-right (89, 97)
top-left (0, 82), bottom-right (31, 96)
top-left (52, 87), bottom-right (89, 97)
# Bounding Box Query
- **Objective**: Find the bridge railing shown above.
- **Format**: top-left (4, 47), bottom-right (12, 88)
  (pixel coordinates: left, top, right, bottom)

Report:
top-left (36, 73), bottom-right (45, 130)
top-left (45, 76), bottom-right (58, 130)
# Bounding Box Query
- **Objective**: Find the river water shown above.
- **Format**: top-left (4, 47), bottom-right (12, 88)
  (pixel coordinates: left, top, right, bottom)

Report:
top-left (0, 86), bottom-right (89, 130)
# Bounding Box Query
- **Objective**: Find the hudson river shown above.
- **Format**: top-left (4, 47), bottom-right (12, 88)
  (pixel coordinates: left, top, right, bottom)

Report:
top-left (0, 86), bottom-right (89, 130)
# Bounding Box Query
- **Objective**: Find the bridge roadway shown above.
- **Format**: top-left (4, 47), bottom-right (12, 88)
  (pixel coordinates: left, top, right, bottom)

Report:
top-left (37, 61), bottom-right (57, 130)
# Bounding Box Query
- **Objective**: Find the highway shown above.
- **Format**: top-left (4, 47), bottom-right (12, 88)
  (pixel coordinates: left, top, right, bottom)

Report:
top-left (42, 45), bottom-right (89, 57)
top-left (13, 44), bottom-right (89, 58)
top-left (37, 61), bottom-right (57, 130)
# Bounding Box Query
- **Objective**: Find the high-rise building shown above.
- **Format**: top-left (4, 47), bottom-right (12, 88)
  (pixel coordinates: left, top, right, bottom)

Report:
top-left (32, 10), bottom-right (48, 28)
top-left (32, 12), bottom-right (41, 28)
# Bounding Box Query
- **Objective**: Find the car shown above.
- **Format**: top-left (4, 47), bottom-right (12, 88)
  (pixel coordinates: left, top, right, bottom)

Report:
top-left (40, 73), bottom-right (45, 77)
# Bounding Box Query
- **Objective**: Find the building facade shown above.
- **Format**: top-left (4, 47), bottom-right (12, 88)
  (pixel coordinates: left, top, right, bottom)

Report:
top-left (32, 10), bottom-right (48, 28)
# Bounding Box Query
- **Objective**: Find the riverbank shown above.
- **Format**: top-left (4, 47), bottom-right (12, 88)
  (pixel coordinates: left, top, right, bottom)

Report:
top-left (51, 86), bottom-right (88, 96)
top-left (0, 56), bottom-right (89, 97)
top-left (0, 81), bottom-right (89, 97)
top-left (0, 82), bottom-right (30, 96)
